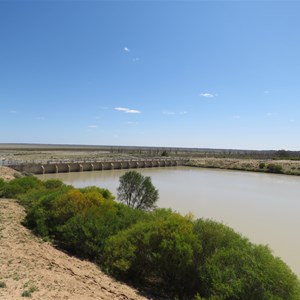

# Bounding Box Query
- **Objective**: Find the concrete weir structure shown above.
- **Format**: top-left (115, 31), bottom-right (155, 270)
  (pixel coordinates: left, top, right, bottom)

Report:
top-left (10, 158), bottom-right (186, 175)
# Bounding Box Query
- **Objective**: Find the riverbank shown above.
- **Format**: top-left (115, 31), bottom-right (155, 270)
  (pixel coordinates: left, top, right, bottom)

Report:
top-left (186, 158), bottom-right (300, 176)
top-left (0, 166), bottom-right (21, 181)
top-left (0, 199), bottom-right (147, 300)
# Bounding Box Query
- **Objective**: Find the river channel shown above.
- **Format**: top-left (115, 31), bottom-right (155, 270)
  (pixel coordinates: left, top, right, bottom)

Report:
top-left (38, 166), bottom-right (300, 277)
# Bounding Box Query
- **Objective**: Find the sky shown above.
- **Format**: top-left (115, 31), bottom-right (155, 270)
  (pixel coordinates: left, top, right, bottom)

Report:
top-left (1, 0), bottom-right (300, 150)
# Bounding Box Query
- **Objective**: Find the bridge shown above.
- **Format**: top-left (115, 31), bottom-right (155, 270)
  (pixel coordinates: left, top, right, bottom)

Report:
top-left (8, 158), bottom-right (187, 175)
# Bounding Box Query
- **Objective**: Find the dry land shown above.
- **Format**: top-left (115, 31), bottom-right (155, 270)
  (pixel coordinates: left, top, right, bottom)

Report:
top-left (186, 157), bottom-right (300, 176)
top-left (0, 199), bottom-right (148, 300)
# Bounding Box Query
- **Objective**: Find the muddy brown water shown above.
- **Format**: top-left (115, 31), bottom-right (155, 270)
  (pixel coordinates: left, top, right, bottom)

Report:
top-left (37, 167), bottom-right (300, 278)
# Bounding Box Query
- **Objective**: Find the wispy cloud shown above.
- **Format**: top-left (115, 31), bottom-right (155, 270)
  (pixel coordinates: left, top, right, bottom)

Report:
top-left (199, 93), bottom-right (217, 98)
top-left (264, 90), bottom-right (271, 94)
top-left (88, 125), bottom-right (98, 128)
top-left (232, 115), bottom-right (241, 119)
top-left (123, 47), bottom-right (130, 52)
top-left (115, 107), bottom-right (141, 114)
top-left (9, 110), bottom-right (17, 113)
top-left (36, 116), bottom-right (45, 120)
top-left (127, 121), bottom-right (138, 125)
top-left (179, 111), bottom-right (188, 115)
top-left (132, 58), bottom-right (140, 62)
top-left (267, 112), bottom-right (277, 117)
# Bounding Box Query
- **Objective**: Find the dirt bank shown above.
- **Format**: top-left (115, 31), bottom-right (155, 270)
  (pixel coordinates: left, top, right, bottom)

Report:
top-left (0, 166), bottom-right (21, 181)
top-left (186, 158), bottom-right (300, 175)
top-left (0, 199), bottom-right (148, 300)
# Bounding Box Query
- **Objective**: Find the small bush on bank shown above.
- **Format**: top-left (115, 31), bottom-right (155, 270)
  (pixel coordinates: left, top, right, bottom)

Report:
top-left (259, 162), bottom-right (265, 169)
top-left (267, 163), bottom-right (283, 173)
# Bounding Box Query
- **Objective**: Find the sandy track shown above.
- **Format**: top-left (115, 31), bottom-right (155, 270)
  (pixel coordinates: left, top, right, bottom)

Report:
top-left (0, 199), bottom-right (148, 300)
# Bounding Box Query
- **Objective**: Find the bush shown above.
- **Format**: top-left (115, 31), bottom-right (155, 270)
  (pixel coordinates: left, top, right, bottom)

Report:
top-left (267, 163), bottom-right (283, 173)
top-left (259, 162), bottom-right (265, 169)
top-left (0, 176), bottom-right (43, 199)
top-left (202, 245), bottom-right (300, 299)
top-left (104, 212), bottom-right (202, 298)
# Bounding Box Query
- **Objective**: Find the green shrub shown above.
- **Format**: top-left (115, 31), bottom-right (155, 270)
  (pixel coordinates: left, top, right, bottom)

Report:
top-left (0, 176), bottom-right (43, 199)
top-left (104, 213), bottom-right (202, 298)
top-left (202, 245), bottom-right (300, 300)
top-left (0, 281), bottom-right (6, 288)
top-left (43, 179), bottom-right (64, 189)
top-left (259, 162), bottom-right (265, 169)
top-left (267, 163), bottom-right (283, 173)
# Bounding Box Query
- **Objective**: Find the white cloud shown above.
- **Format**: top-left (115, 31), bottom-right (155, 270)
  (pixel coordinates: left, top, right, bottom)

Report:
top-left (124, 47), bottom-right (130, 52)
top-left (233, 115), bottom-right (241, 119)
top-left (179, 111), bottom-right (188, 115)
top-left (267, 112), bottom-right (277, 117)
top-left (9, 110), bottom-right (17, 113)
top-left (115, 107), bottom-right (141, 114)
top-left (132, 58), bottom-right (140, 62)
top-left (88, 125), bottom-right (98, 128)
top-left (264, 90), bottom-right (271, 94)
top-left (199, 93), bottom-right (216, 98)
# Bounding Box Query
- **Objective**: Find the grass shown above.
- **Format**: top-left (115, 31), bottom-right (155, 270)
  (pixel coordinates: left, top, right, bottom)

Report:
top-left (21, 286), bottom-right (38, 297)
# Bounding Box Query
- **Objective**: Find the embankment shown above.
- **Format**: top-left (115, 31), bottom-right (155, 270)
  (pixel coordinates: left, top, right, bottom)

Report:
top-left (0, 199), bottom-right (147, 300)
top-left (186, 158), bottom-right (300, 175)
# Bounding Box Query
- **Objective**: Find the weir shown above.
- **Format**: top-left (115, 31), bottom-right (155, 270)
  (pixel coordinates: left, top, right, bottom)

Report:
top-left (9, 158), bottom-right (187, 175)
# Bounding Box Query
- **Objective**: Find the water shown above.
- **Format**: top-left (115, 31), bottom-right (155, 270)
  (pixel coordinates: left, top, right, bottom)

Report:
top-left (37, 167), bottom-right (300, 277)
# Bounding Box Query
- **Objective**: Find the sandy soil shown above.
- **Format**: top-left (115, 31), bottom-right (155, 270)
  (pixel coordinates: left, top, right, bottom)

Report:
top-left (0, 166), bottom-right (20, 181)
top-left (0, 199), bottom-right (148, 300)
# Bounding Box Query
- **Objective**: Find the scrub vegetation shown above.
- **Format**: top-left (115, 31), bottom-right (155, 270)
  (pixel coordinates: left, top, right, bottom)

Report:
top-left (1, 176), bottom-right (300, 299)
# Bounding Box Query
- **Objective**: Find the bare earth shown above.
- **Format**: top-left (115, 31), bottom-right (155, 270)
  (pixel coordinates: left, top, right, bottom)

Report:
top-left (0, 199), bottom-right (148, 300)
top-left (0, 166), bottom-right (20, 181)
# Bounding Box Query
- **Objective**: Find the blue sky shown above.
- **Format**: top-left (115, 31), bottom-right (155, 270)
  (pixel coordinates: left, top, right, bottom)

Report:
top-left (1, 1), bottom-right (300, 150)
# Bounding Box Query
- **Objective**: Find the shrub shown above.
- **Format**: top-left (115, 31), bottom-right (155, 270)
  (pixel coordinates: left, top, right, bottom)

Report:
top-left (0, 281), bottom-right (6, 288)
top-left (267, 163), bottom-right (283, 173)
top-left (0, 176), bottom-right (43, 199)
top-left (202, 245), bottom-right (300, 299)
top-left (259, 162), bottom-right (265, 169)
top-left (104, 213), bottom-right (202, 298)
top-left (43, 179), bottom-right (64, 189)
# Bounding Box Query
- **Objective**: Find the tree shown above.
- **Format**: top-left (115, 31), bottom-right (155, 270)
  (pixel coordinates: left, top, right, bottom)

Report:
top-left (117, 171), bottom-right (158, 210)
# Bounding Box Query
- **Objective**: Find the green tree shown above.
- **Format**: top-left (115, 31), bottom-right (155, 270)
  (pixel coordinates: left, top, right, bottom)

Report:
top-left (117, 171), bottom-right (159, 210)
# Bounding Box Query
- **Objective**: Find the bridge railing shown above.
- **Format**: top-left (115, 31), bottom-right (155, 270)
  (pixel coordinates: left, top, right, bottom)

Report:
top-left (1, 157), bottom-right (185, 166)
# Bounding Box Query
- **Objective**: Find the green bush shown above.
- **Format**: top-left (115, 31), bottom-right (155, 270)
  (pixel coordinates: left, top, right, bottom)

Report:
top-left (104, 213), bottom-right (202, 298)
top-left (259, 162), bottom-right (265, 169)
top-left (0, 176), bottom-right (43, 199)
top-left (267, 163), bottom-right (283, 173)
top-left (202, 245), bottom-right (300, 299)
